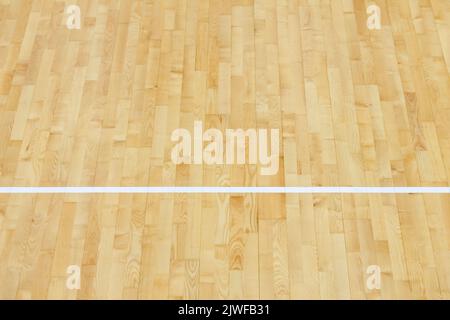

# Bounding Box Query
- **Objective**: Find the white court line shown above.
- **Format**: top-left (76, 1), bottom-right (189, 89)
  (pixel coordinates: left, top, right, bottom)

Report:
top-left (0, 187), bottom-right (448, 194)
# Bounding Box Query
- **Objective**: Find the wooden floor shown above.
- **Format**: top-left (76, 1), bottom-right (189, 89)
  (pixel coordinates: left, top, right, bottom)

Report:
top-left (0, 0), bottom-right (449, 299)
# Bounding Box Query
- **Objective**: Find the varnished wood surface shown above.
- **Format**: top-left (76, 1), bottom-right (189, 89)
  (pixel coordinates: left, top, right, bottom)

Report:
top-left (0, 0), bottom-right (449, 299)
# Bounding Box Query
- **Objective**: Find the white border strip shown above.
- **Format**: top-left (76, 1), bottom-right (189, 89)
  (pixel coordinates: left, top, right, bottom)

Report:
top-left (0, 187), bottom-right (448, 194)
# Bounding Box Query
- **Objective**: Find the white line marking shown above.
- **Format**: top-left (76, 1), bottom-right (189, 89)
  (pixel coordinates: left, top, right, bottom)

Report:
top-left (0, 187), bottom-right (448, 194)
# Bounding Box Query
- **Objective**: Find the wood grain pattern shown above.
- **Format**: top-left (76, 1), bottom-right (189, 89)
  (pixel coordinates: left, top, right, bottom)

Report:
top-left (0, 0), bottom-right (449, 299)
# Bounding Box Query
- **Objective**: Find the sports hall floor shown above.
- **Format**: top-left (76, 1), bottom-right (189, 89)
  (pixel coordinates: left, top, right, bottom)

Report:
top-left (0, 0), bottom-right (449, 299)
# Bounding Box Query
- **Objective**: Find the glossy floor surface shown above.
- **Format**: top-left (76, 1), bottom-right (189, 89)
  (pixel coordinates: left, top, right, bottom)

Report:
top-left (0, 0), bottom-right (449, 299)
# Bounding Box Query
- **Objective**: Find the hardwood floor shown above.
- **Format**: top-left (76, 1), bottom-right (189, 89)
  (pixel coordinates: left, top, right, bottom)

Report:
top-left (0, 0), bottom-right (449, 299)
